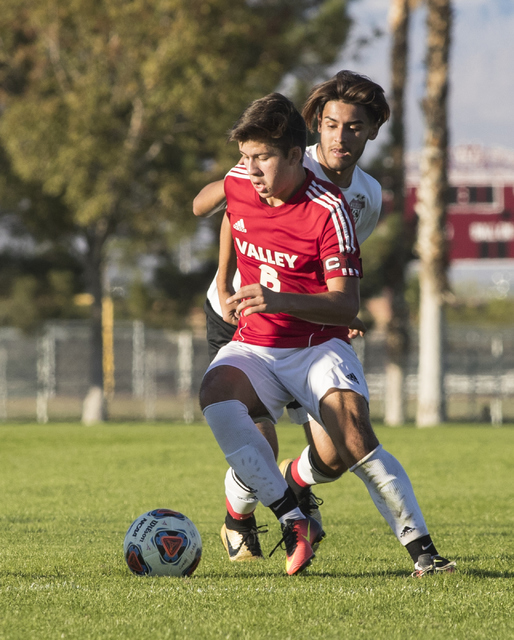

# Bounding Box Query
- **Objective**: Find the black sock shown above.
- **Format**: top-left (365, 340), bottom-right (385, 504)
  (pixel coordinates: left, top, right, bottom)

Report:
top-left (268, 487), bottom-right (298, 520)
top-left (406, 535), bottom-right (438, 563)
top-left (225, 511), bottom-right (256, 532)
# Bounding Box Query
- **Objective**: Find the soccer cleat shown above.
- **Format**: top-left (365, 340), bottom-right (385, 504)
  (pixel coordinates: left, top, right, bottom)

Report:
top-left (220, 518), bottom-right (267, 562)
top-left (279, 458), bottom-right (325, 530)
top-left (269, 516), bottom-right (324, 576)
top-left (411, 553), bottom-right (457, 577)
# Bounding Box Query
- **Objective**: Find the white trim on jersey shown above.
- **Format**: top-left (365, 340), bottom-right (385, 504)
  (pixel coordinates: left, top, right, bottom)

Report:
top-left (226, 165), bottom-right (250, 180)
top-left (306, 180), bottom-right (358, 255)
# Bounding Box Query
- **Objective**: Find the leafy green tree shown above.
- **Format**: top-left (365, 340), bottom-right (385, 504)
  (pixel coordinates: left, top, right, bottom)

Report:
top-left (0, 0), bottom-right (352, 421)
top-left (0, 241), bottom-right (86, 332)
top-left (0, 140), bottom-right (84, 332)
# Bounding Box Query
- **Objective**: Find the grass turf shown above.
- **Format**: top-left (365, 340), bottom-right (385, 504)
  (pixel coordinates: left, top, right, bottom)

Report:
top-left (0, 422), bottom-right (513, 639)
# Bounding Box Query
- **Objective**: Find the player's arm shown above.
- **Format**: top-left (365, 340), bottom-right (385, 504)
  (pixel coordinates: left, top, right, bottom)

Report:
top-left (216, 214), bottom-right (239, 326)
top-left (227, 276), bottom-right (360, 327)
top-left (192, 179), bottom-right (227, 218)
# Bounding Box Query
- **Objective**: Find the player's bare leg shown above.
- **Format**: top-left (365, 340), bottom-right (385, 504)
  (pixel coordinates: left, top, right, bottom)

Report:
top-left (257, 418), bottom-right (279, 459)
top-left (303, 419), bottom-right (347, 476)
top-left (318, 388), bottom-right (455, 575)
top-left (318, 390), bottom-right (378, 466)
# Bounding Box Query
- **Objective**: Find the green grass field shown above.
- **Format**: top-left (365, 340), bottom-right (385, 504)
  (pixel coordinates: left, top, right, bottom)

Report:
top-left (1, 422), bottom-right (513, 639)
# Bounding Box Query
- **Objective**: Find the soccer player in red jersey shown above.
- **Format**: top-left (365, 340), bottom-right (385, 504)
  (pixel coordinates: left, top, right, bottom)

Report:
top-left (199, 93), bottom-right (455, 576)
top-left (194, 72), bottom-right (387, 562)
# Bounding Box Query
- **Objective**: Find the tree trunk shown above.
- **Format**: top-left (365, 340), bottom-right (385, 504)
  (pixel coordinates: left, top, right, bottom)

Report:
top-left (415, 0), bottom-right (452, 427)
top-left (384, 0), bottom-right (412, 426)
top-left (82, 227), bottom-right (108, 424)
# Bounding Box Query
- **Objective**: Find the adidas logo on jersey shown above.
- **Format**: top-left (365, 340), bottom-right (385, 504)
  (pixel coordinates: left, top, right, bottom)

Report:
top-left (345, 372), bottom-right (359, 384)
top-left (233, 219), bottom-right (247, 233)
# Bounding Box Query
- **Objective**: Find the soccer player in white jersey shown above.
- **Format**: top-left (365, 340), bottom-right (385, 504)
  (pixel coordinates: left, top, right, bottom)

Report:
top-left (279, 70), bottom-right (388, 526)
top-left (199, 92), bottom-right (455, 577)
top-left (194, 72), bottom-right (389, 564)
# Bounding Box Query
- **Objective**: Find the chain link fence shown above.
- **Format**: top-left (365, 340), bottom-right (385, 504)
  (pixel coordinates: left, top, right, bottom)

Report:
top-left (0, 320), bottom-right (512, 424)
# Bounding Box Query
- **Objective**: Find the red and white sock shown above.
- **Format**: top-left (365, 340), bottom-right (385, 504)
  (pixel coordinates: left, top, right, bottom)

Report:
top-left (224, 467), bottom-right (258, 519)
top-left (293, 446), bottom-right (340, 486)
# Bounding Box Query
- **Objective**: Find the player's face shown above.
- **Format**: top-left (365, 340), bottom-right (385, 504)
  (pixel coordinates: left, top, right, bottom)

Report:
top-left (238, 141), bottom-right (303, 206)
top-left (317, 101), bottom-right (378, 183)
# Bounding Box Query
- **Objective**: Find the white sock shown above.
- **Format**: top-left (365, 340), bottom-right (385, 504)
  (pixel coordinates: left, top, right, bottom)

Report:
top-left (350, 445), bottom-right (429, 546)
top-left (278, 508), bottom-right (305, 526)
top-left (203, 400), bottom-right (288, 507)
top-left (224, 467), bottom-right (258, 517)
top-left (296, 446), bottom-right (341, 485)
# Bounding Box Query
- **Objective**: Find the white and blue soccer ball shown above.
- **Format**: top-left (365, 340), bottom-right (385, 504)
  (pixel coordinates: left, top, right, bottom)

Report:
top-left (124, 509), bottom-right (202, 577)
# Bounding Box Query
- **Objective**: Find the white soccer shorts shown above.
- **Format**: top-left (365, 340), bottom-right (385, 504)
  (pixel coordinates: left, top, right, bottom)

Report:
top-left (205, 338), bottom-right (369, 430)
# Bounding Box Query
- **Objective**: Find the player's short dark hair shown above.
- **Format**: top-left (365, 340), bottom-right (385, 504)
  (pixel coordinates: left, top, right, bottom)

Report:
top-left (302, 70), bottom-right (390, 131)
top-left (229, 93), bottom-right (307, 159)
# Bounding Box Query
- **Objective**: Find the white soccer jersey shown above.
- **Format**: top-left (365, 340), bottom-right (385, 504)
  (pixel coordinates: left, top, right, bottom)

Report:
top-left (206, 144), bottom-right (381, 316)
top-left (303, 144), bottom-right (382, 245)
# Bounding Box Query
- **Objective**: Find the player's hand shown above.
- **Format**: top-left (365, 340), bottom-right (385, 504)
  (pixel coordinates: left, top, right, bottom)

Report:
top-left (221, 307), bottom-right (239, 326)
top-left (218, 289), bottom-right (239, 326)
top-left (348, 317), bottom-right (367, 339)
top-left (227, 283), bottom-right (279, 318)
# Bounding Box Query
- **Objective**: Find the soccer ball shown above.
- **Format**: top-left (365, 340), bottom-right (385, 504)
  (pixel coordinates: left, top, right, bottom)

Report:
top-left (124, 509), bottom-right (202, 577)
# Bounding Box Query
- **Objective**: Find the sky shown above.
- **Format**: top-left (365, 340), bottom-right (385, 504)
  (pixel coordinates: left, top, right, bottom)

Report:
top-left (340, 0), bottom-right (514, 161)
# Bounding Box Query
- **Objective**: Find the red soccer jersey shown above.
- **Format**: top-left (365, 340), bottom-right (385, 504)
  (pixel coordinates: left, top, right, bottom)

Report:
top-left (225, 166), bottom-right (362, 348)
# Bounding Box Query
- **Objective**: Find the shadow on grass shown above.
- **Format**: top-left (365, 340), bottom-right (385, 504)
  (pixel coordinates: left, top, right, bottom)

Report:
top-left (207, 567), bottom-right (413, 579)
top-left (304, 569), bottom-right (413, 579)
top-left (463, 568), bottom-right (514, 579)
top-left (306, 567), bottom-right (514, 579)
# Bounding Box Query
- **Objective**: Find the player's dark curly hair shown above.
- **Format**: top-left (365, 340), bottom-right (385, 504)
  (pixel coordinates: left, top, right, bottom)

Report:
top-left (302, 70), bottom-right (390, 131)
top-left (229, 93), bottom-right (307, 159)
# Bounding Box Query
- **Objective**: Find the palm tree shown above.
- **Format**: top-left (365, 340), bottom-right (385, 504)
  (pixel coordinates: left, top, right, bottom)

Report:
top-left (415, 0), bottom-right (453, 426)
top-left (383, 0), bottom-right (422, 425)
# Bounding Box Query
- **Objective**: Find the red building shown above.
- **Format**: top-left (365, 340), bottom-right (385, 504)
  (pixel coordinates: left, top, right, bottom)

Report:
top-left (404, 145), bottom-right (514, 261)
